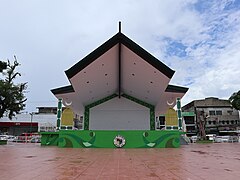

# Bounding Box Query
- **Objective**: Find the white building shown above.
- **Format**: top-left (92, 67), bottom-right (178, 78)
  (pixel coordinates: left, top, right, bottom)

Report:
top-left (0, 107), bottom-right (58, 135)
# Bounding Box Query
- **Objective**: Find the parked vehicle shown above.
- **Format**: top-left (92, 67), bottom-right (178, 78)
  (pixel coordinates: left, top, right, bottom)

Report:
top-left (6, 135), bottom-right (17, 142)
top-left (15, 133), bottom-right (41, 143)
top-left (206, 134), bottom-right (216, 141)
top-left (190, 136), bottom-right (199, 143)
top-left (214, 136), bottom-right (239, 143)
top-left (0, 135), bottom-right (8, 140)
top-left (0, 135), bottom-right (17, 142)
top-left (29, 137), bottom-right (41, 143)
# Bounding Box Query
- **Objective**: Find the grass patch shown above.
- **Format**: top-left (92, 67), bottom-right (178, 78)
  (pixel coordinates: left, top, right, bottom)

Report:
top-left (0, 140), bottom-right (7, 145)
top-left (196, 140), bottom-right (213, 144)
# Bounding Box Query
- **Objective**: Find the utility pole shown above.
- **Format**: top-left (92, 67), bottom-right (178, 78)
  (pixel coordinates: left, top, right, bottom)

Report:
top-left (29, 113), bottom-right (33, 133)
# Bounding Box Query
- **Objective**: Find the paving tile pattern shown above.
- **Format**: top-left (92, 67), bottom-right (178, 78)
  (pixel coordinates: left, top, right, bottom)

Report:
top-left (0, 143), bottom-right (240, 180)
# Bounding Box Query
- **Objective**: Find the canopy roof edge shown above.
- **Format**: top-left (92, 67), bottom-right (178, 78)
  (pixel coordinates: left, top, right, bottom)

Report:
top-left (165, 84), bottom-right (188, 93)
top-left (65, 32), bottom-right (175, 79)
top-left (51, 85), bottom-right (74, 95)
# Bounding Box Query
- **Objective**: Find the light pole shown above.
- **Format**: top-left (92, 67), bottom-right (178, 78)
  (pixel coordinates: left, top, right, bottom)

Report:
top-left (29, 113), bottom-right (33, 133)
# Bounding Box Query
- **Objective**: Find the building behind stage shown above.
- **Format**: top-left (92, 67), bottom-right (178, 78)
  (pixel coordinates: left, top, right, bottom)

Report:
top-left (182, 97), bottom-right (240, 136)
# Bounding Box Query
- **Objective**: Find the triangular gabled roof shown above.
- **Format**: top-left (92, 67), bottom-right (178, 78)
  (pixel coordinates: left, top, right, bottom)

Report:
top-left (51, 31), bottom-right (188, 115)
top-left (65, 32), bottom-right (175, 79)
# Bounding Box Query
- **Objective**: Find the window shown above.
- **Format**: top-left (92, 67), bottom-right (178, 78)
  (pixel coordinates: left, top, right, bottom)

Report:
top-left (159, 116), bottom-right (165, 130)
top-left (184, 116), bottom-right (194, 124)
top-left (187, 126), bottom-right (196, 130)
top-left (227, 110), bottom-right (233, 115)
top-left (208, 121), bottom-right (212, 125)
top-left (209, 111), bottom-right (215, 115)
top-left (209, 110), bottom-right (222, 115)
top-left (159, 116), bottom-right (165, 125)
top-left (216, 111), bottom-right (222, 115)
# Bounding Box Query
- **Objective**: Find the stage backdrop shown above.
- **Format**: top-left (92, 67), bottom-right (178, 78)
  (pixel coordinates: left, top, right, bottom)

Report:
top-left (89, 97), bottom-right (150, 130)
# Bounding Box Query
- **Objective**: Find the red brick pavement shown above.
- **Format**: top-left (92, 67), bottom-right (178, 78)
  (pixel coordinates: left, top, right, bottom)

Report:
top-left (0, 143), bottom-right (240, 180)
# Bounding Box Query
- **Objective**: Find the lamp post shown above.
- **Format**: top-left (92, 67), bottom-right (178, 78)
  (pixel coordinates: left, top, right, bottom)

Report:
top-left (29, 113), bottom-right (33, 133)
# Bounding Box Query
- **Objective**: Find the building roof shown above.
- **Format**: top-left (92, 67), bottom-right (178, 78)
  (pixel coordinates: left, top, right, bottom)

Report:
top-left (0, 122), bottom-right (38, 127)
top-left (182, 97), bottom-right (233, 110)
top-left (51, 31), bottom-right (188, 114)
top-left (65, 32), bottom-right (175, 79)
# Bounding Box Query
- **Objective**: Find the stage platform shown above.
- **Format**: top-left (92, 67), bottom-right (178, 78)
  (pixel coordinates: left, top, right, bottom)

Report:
top-left (41, 130), bottom-right (181, 148)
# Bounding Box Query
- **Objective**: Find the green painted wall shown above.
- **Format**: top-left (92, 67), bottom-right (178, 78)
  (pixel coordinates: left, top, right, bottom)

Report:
top-left (41, 130), bottom-right (181, 148)
top-left (41, 132), bottom-right (59, 146)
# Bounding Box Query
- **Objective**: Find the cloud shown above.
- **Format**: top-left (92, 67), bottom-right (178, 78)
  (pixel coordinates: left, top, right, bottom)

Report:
top-left (0, 0), bottom-right (239, 112)
top-left (165, 0), bottom-right (240, 105)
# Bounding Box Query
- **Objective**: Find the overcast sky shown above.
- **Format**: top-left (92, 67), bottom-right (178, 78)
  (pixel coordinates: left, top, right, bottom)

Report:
top-left (1, 0), bottom-right (240, 113)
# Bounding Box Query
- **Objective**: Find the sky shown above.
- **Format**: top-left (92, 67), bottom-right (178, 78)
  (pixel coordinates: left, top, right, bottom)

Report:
top-left (0, 0), bottom-right (240, 113)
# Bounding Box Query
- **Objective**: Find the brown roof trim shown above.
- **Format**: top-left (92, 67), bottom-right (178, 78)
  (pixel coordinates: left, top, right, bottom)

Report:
top-left (51, 85), bottom-right (74, 95)
top-left (165, 84), bottom-right (188, 93)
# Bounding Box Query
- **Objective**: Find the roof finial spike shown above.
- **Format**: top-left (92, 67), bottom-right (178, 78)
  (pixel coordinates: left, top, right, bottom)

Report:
top-left (119, 21), bottom-right (121, 33)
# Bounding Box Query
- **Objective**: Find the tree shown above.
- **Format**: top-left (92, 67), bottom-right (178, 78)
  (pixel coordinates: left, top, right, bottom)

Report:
top-left (0, 61), bottom-right (7, 72)
top-left (197, 110), bottom-right (207, 140)
top-left (229, 90), bottom-right (240, 110)
top-left (0, 56), bottom-right (27, 119)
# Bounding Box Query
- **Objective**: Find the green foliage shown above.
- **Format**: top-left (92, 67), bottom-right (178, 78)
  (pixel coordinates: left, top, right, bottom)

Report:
top-left (0, 61), bottom-right (7, 72)
top-left (229, 90), bottom-right (240, 110)
top-left (0, 56), bottom-right (27, 119)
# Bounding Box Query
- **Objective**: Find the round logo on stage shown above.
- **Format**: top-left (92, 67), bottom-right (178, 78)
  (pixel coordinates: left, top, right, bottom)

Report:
top-left (113, 135), bottom-right (126, 148)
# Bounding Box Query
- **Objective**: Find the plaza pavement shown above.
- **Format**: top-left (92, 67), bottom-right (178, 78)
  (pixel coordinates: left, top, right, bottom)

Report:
top-left (0, 142), bottom-right (240, 180)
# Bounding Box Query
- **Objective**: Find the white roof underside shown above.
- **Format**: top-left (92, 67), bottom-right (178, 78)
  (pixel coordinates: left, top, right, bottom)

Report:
top-left (54, 44), bottom-right (186, 115)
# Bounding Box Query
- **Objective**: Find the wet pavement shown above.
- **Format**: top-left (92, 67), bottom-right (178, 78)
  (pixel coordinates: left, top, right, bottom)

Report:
top-left (0, 143), bottom-right (240, 180)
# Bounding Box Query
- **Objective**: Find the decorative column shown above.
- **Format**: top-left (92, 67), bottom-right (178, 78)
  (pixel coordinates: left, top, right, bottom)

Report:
top-left (176, 97), bottom-right (182, 130)
top-left (56, 98), bottom-right (62, 130)
top-left (84, 106), bottom-right (89, 130)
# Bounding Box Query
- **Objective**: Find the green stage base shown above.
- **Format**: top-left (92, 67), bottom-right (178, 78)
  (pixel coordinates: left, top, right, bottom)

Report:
top-left (41, 130), bottom-right (181, 148)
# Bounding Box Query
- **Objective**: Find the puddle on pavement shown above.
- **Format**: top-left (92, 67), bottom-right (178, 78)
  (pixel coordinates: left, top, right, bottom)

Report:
top-left (24, 155), bottom-right (36, 158)
top-left (191, 150), bottom-right (208, 154)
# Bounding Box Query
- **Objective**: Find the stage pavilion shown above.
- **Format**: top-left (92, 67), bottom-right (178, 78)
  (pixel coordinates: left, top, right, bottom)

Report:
top-left (41, 24), bottom-right (188, 148)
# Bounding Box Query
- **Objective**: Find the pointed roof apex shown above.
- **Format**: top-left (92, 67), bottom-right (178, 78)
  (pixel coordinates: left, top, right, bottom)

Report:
top-left (119, 21), bottom-right (121, 33)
